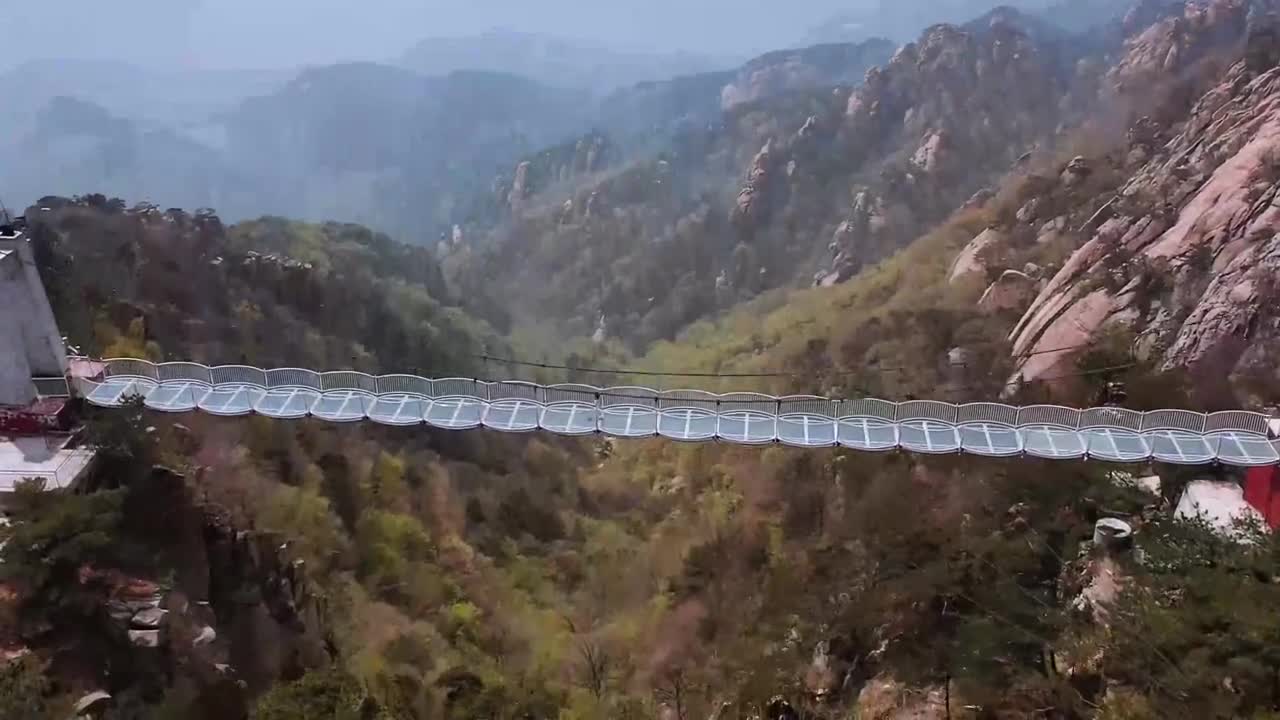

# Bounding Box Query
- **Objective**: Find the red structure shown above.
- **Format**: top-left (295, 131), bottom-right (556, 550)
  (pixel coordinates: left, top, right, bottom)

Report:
top-left (0, 398), bottom-right (72, 436)
top-left (1244, 466), bottom-right (1280, 530)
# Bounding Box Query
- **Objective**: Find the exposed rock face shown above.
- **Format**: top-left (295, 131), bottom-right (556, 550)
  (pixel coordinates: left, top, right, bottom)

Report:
top-left (70, 468), bottom-right (334, 711)
top-left (819, 190), bottom-right (891, 286)
top-left (508, 161), bottom-right (532, 212)
top-left (816, 14), bottom-right (1080, 285)
top-left (856, 676), bottom-right (948, 719)
top-left (1109, 0), bottom-right (1251, 94)
top-left (1011, 47), bottom-right (1280, 386)
top-left (911, 130), bottom-right (951, 174)
top-left (721, 40), bottom-right (895, 110)
top-left (949, 227), bottom-right (1005, 284)
top-left (978, 269), bottom-right (1036, 312)
top-left (845, 19), bottom-right (1067, 158)
top-left (1061, 155), bottom-right (1094, 187)
top-left (732, 139), bottom-right (777, 228)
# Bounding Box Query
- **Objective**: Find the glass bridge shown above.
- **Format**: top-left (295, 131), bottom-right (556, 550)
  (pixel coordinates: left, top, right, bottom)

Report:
top-left (79, 359), bottom-right (1280, 468)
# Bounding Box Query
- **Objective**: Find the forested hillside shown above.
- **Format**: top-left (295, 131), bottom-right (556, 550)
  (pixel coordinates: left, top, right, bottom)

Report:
top-left (5, 1), bottom-right (1280, 719)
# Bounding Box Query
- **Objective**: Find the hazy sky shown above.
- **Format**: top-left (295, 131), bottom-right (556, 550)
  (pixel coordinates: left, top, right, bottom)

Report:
top-left (5, 0), bottom-right (872, 70)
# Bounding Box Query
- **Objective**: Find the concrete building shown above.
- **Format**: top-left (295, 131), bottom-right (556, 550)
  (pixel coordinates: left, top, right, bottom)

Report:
top-left (0, 226), bottom-right (68, 407)
top-left (0, 224), bottom-right (92, 495)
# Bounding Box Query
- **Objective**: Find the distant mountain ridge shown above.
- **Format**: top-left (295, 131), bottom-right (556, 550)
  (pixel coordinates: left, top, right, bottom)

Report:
top-left (798, 0), bottom-right (1136, 46)
top-left (0, 58), bottom-right (290, 132)
top-left (0, 31), bottom-right (905, 242)
top-left (397, 29), bottom-right (737, 93)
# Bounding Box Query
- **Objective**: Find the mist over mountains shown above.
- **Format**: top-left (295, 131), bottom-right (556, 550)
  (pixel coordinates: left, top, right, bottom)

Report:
top-left (0, 1), bottom-right (1139, 244)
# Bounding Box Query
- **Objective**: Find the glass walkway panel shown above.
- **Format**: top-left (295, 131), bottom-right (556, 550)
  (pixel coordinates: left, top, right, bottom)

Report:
top-left (198, 384), bottom-right (265, 416)
top-left (599, 405), bottom-right (659, 438)
top-left (898, 421), bottom-right (961, 454)
top-left (85, 377), bottom-right (158, 407)
top-left (144, 382), bottom-right (212, 413)
top-left (311, 391), bottom-right (374, 423)
top-left (425, 397), bottom-right (486, 430)
top-left (717, 411), bottom-right (777, 445)
top-left (658, 408), bottom-right (719, 442)
top-left (837, 418), bottom-right (897, 451)
top-left (1083, 428), bottom-right (1151, 463)
top-left (1208, 432), bottom-right (1280, 467)
top-left (1144, 430), bottom-right (1216, 465)
top-left (482, 399), bottom-right (543, 433)
top-left (777, 415), bottom-right (837, 448)
top-left (367, 395), bottom-right (429, 426)
top-left (1020, 426), bottom-right (1087, 460)
top-left (254, 388), bottom-right (320, 419)
top-left (959, 423), bottom-right (1023, 458)
top-left (540, 403), bottom-right (599, 436)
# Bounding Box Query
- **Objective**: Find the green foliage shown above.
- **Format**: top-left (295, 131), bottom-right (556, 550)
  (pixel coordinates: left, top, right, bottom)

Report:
top-left (251, 667), bottom-right (377, 720)
top-left (362, 452), bottom-right (412, 514)
top-left (83, 397), bottom-right (159, 482)
top-left (356, 511), bottom-right (435, 596)
top-left (1100, 517), bottom-right (1280, 717)
top-left (0, 480), bottom-right (125, 613)
top-left (30, 203), bottom-right (500, 375)
top-left (0, 655), bottom-right (69, 720)
top-left (259, 484), bottom-right (350, 572)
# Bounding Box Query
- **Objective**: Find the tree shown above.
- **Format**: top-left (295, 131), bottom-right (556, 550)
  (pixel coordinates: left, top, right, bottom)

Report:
top-left (0, 655), bottom-right (69, 720)
top-left (251, 667), bottom-right (376, 720)
top-left (576, 640), bottom-right (612, 700)
top-left (82, 396), bottom-right (158, 485)
top-left (653, 667), bottom-right (694, 720)
top-left (0, 480), bottom-right (124, 617)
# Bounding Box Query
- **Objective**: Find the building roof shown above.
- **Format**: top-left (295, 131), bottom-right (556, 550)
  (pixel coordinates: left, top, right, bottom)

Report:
top-left (0, 435), bottom-right (94, 492)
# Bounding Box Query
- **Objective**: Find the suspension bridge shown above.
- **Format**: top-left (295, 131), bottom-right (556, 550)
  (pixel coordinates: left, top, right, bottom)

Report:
top-left (73, 358), bottom-right (1280, 468)
top-left (2, 223), bottom-right (1279, 489)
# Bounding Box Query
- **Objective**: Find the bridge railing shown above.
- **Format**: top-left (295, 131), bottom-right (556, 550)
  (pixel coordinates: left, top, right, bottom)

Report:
top-left (79, 357), bottom-right (1280, 467)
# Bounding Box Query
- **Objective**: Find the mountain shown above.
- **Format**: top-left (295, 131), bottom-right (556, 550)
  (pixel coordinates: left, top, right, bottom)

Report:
top-left (583, 37), bottom-right (899, 161)
top-left (7, 3), bottom-right (1280, 720)
top-left (799, 0), bottom-right (1057, 44)
top-left (0, 59), bottom-right (289, 134)
top-left (0, 97), bottom-right (252, 218)
top-left (0, 37), bottom-right (889, 246)
top-left (447, 8), bottom-right (1094, 350)
top-left (719, 40), bottom-right (899, 110)
top-left (24, 198), bottom-right (496, 371)
top-left (0, 63), bottom-right (590, 244)
top-left (396, 28), bottom-right (736, 93)
top-left (1041, 0), bottom-right (1150, 32)
top-left (219, 63), bottom-right (590, 242)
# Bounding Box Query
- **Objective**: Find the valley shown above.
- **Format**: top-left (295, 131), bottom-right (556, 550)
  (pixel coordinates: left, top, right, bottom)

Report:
top-left (3, 2), bottom-right (1280, 719)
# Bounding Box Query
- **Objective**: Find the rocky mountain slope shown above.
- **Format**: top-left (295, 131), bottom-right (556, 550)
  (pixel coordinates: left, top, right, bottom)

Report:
top-left (446, 8), bottom-right (1099, 350)
top-left (917, 0), bottom-right (1280, 406)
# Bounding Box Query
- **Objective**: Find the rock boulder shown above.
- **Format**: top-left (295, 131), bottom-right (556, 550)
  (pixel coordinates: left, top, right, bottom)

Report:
top-left (856, 676), bottom-right (948, 720)
top-left (948, 228), bottom-right (1005, 285)
top-left (978, 270), bottom-right (1036, 313)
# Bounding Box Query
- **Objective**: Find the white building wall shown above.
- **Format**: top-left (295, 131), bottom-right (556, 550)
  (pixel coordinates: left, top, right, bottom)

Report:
top-left (0, 233), bottom-right (68, 406)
